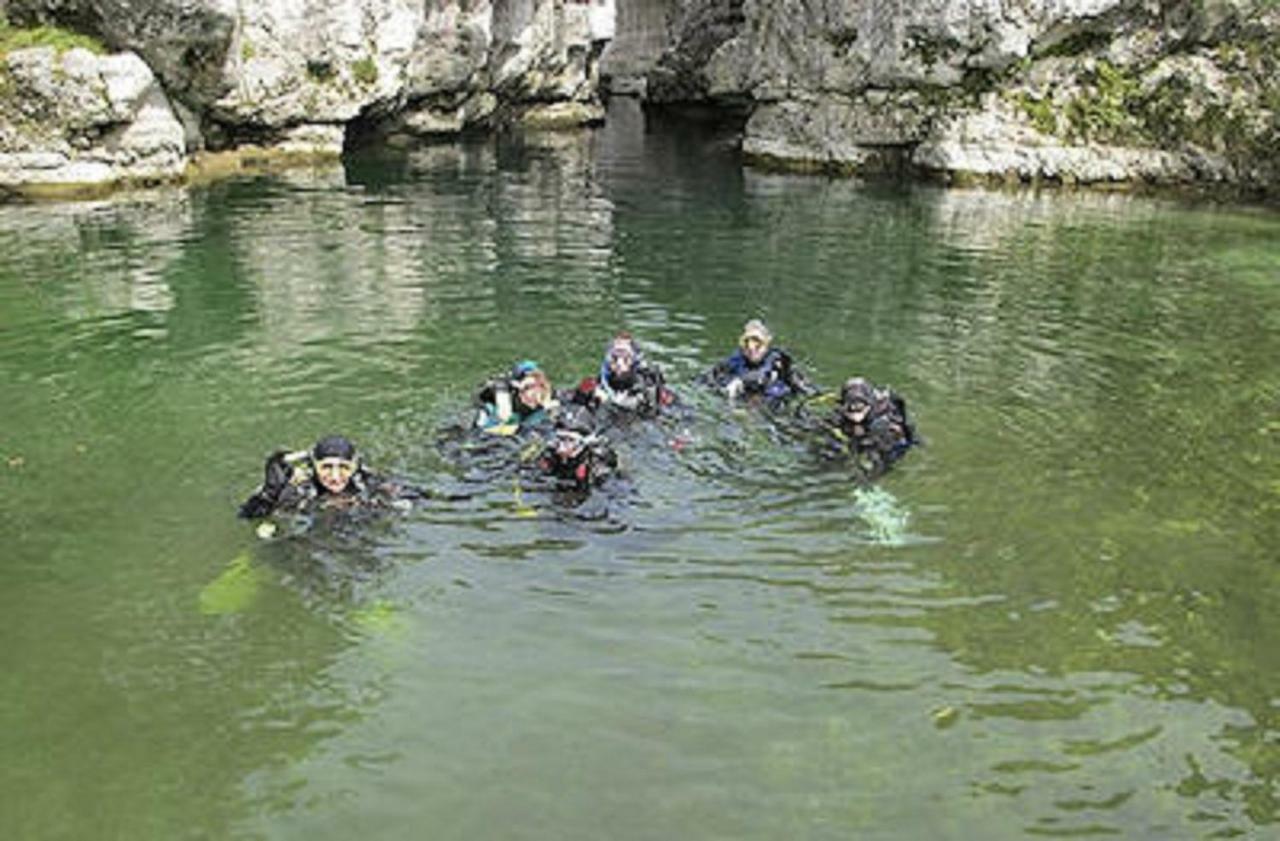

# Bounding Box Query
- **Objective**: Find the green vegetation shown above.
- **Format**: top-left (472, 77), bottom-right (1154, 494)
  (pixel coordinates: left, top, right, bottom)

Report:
top-left (0, 20), bottom-right (106, 59)
top-left (351, 56), bottom-right (378, 86)
top-left (240, 38), bottom-right (255, 62)
top-left (1064, 60), bottom-right (1141, 144)
top-left (1020, 48), bottom-right (1279, 183)
top-left (1018, 92), bottom-right (1058, 135)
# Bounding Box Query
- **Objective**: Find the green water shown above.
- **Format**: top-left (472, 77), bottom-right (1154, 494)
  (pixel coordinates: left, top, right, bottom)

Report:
top-left (2, 102), bottom-right (1278, 840)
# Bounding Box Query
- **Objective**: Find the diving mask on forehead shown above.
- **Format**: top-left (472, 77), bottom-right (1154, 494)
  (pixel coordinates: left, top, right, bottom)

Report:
top-left (314, 457), bottom-right (356, 477)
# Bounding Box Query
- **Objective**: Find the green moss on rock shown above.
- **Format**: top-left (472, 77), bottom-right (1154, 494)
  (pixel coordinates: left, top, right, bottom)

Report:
top-left (351, 57), bottom-right (378, 87)
top-left (1064, 60), bottom-right (1142, 144)
top-left (743, 149), bottom-right (860, 177)
top-left (0, 21), bottom-right (106, 59)
top-left (1018, 93), bottom-right (1058, 135)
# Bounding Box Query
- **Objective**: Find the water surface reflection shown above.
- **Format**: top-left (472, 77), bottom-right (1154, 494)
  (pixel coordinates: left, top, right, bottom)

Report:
top-left (1, 100), bottom-right (1278, 840)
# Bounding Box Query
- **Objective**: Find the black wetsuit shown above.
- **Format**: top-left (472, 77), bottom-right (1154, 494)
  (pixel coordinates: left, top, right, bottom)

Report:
top-left (238, 451), bottom-right (415, 519)
top-left (599, 363), bottom-right (676, 416)
top-left (820, 388), bottom-right (916, 477)
top-left (536, 439), bottom-right (619, 490)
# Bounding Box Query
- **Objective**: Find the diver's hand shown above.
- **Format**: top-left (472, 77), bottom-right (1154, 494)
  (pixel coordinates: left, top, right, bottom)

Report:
top-left (238, 492), bottom-right (276, 520)
top-left (724, 378), bottom-right (744, 399)
top-left (239, 450), bottom-right (292, 519)
top-left (262, 450), bottom-right (292, 497)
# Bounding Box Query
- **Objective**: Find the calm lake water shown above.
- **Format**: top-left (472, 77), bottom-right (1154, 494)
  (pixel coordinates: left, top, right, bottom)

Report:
top-left (2, 99), bottom-right (1278, 840)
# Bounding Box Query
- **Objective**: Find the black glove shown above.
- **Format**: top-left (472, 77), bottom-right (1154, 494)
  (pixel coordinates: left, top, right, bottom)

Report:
top-left (237, 492), bottom-right (276, 520)
top-left (262, 450), bottom-right (293, 497)
top-left (237, 450), bottom-right (292, 519)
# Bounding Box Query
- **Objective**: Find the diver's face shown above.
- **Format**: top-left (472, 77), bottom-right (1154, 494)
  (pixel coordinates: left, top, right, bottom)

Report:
top-left (741, 336), bottom-right (768, 364)
top-left (842, 401), bottom-right (871, 425)
top-left (314, 457), bottom-right (356, 494)
top-left (554, 429), bottom-right (586, 460)
top-left (517, 376), bottom-right (548, 408)
top-left (608, 347), bottom-right (634, 377)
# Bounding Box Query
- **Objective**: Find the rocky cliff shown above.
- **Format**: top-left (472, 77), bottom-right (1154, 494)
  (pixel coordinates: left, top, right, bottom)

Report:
top-left (4, 1), bottom-right (1278, 198)
top-left (607, 0), bottom-right (1280, 195)
top-left (1, 0), bottom-right (613, 194)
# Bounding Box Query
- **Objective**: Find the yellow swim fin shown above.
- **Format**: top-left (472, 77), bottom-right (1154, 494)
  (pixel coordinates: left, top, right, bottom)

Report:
top-left (198, 551), bottom-right (267, 615)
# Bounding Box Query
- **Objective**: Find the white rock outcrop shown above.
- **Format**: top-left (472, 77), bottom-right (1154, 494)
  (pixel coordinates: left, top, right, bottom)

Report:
top-left (628, 0), bottom-right (1280, 193)
top-left (1, 0), bottom-right (610, 191)
top-left (0, 47), bottom-right (186, 190)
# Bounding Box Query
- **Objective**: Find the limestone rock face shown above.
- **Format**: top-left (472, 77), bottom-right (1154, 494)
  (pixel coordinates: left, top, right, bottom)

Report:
top-left (631, 0), bottom-right (1280, 192)
top-left (6, 0), bottom-right (238, 104)
top-left (5, 1), bottom-right (607, 151)
top-left (599, 0), bottom-right (676, 95)
top-left (210, 0), bottom-right (485, 142)
top-left (0, 47), bottom-right (186, 190)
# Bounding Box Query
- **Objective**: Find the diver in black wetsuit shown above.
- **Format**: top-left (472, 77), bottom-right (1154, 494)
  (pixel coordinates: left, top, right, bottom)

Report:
top-left (238, 435), bottom-right (421, 519)
top-left (576, 332), bottom-right (677, 418)
top-left (818, 377), bottom-right (917, 478)
top-left (534, 405), bottom-right (619, 491)
top-left (707, 319), bottom-right (815, 403)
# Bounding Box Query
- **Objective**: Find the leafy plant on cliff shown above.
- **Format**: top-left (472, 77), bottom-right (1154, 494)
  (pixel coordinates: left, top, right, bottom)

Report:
top-left (1055, 44), bottom-right (1278, 171)
top-left (1064, 60), bottom-right (1142, 144)
top-left (0, 21), bottom-right (106, 59)
top-left (1018, 93), bottom-right (1058, 135)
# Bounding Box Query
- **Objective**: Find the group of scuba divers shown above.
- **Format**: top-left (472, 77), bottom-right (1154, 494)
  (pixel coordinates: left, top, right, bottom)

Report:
top-left (238, 319), bottom-right (918, 523)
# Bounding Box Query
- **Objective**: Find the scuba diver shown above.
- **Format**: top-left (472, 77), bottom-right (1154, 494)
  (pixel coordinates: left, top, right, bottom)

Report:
top-left (534, 404), bottom-right (619, 491)
top-left (707, 318), bottom-right (815, 403)
top-left (475, 360), bottom-right (560, 435)
top-left (571, 332), bottom-right (676, 418)
top-left (819, 377), bottom-right (917, 477)
top-left (238, 434), bottom-right (420, 519)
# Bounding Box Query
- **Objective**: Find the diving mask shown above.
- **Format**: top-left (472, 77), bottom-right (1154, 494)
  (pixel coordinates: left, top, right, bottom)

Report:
top-left (553, 429), bottom-right (587, 457)
top-left (314, 457), bottom-right (356, 478)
